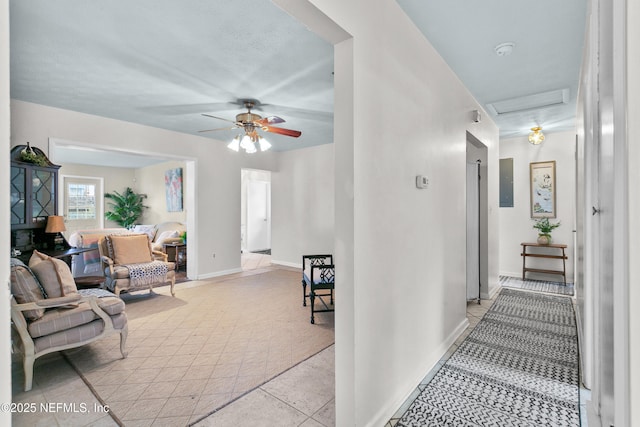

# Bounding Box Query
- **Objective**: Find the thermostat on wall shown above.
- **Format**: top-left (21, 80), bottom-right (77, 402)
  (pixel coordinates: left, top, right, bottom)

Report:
top-left (416, 175), bottom-right (429, 189)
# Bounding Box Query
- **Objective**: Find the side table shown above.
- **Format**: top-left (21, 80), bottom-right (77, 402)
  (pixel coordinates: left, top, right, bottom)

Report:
top-left (163, 242), bottom-right (187, 272)
top-left (74, 275), bottom-right (105, 290)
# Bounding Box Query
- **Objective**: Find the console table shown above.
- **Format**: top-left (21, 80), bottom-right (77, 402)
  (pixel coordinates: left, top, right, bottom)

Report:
top-left (521, 242), bottom-right (568, 284)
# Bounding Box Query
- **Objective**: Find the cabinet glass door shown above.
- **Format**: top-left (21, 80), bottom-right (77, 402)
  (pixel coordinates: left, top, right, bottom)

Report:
top-left (31, 169), bottom-right (56, 225)
top-left (10, 166), bottom-right (26, 226)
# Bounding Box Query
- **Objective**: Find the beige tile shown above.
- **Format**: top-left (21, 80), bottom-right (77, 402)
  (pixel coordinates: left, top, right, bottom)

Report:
top-left (233, 375), bottom-right (265, 395)
top-left (261, 347), bottom-right (335, 416)
top-left (193, 389), bottom-right (307, 426)
top-left (109, 383), bottom-right (150, 402)
top-left (211, 362), bottom-right (241, 378)
top-left (172, 379), bottom-right (208, 397)
top-left (157, 396), bottom-right (198, 418)
top-left (123, 367), bottom-right (163, 384)
top-left (203, 376), bottom-right (236, 395)
top-left (155, 366), bottom-right (189, 382)
top-left (182, 364), bottom-right (215, 380)
top-left (121, 398), bottom-right (168, 421)
top-left (193, 393), bottom-right (233, 416)
top-left (143, 381), bottom-right (180, 399)
top-left (301, 417), bottom-right (327, 427)
top-left (150, 415), bottom-right (191, 426)
top-left (312, 398), bottom-right (335, 426)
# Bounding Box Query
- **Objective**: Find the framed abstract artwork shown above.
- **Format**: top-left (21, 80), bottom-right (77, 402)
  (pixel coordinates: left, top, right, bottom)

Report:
top-left (530, 160), bottom-right (556, 218)
top-left (165, 168), bottom-right (183, 212)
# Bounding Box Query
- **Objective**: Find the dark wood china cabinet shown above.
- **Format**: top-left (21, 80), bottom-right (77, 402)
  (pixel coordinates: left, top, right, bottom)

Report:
top-left (10, 144), bottom-right (61, 256)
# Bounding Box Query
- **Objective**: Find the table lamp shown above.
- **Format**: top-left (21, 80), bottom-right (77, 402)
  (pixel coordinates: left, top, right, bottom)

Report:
top-left (45, 215), bottom-right (67, 250)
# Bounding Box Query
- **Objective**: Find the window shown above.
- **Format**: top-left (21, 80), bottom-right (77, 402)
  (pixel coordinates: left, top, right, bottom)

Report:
top-left (67, 183), bottom-right (96, 219)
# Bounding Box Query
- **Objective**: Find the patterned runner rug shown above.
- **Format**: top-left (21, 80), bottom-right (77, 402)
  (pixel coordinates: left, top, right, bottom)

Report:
top-left (399, 288), bottom-right (580, 426)
top-left (500, 275), bottom-right (574, 296)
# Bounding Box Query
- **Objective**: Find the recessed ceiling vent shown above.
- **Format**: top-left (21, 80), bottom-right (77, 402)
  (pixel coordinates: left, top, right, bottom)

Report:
top-left (486, 88), bottom-right (570, 115)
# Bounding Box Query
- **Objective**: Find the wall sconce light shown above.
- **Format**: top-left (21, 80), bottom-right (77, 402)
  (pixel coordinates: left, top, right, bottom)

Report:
top-left (528, 127), bottom-right (545, 145)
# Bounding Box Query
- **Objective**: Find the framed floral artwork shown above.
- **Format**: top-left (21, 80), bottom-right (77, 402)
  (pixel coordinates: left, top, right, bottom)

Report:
top-left (530, 160), bottom-right (556, 218)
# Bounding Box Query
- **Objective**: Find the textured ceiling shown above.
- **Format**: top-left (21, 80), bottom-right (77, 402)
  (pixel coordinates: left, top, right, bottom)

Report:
top-left (10, 0), bottom-right (335, 156)
top-left (10, 1), bottom-right (587, 166)
top-left (397, 0), bottom-right (588, 138)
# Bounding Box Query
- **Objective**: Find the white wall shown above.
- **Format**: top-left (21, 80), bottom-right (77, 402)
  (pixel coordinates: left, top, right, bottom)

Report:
top-left (271, 143), bottom-right (334, 267)
top-left (10, 100), bottom-right (277, 278)
top-left (286, 1), bottom-right (500, 425)
top-left (499, 131), bottom-right (576, 282)
top-left (135, 160), bottom-right (187, 225)
top-left (0, 1), bottom-right (11, 423)
top-left (628, 1), bottom-right (640, 423)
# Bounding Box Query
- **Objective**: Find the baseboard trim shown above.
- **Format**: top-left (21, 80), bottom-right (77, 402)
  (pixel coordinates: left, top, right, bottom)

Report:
top-left (271, 260), bottom-right (302, 269)
top-left (372, 316), bottom-right (470, 427)
top-left (197, 267), bottom-right (243, 280)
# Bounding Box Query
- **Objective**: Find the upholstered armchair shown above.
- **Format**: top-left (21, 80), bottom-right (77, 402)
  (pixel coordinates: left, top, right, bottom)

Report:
top-left (10, 256), bottom-right (128, 391)
top-left (98, 234), bottom-right (176, 296)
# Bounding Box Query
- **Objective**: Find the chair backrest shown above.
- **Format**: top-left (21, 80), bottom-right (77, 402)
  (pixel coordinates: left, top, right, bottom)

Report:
top-left (302, 254), bottom-right (334, 284)
top-left (99, 234), bottom-right (154, 265)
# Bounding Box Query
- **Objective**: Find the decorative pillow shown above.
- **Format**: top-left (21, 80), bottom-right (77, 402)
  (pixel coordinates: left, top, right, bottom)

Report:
top-left (132, 224), bottom-right (157, 241)
top-left (29, 251), bottom-right (79, 299)
top-left (152, 230), bottom-right (180, 250)
top-left (107, 234), bottom-right (153, 265)
top-left (10, 259), bottom-right (46, 320)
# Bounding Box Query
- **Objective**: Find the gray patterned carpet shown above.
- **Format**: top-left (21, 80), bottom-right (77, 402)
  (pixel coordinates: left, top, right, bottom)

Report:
top-left (499, 275), bottom-right (574, 296)
top-left (398, 288), bottom-right (580, 426)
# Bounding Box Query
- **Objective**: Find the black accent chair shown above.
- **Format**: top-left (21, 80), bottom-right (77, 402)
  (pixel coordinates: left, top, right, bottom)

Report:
top-left (302, 254), bottom-right (335, 324)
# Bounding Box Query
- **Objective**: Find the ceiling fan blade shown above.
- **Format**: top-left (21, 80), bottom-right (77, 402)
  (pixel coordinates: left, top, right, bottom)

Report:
top-left (262, 125), bottom-right (302, 138)
top-left (255, 116), bottom-right (285, 125)
top-left (198, 126), bottom-right (238, 133)
top-left (201, 113), bottom-right (237, 124)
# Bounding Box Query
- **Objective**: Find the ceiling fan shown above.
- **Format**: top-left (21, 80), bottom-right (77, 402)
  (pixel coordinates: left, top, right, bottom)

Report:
top-left (199, 99), bottom-right (302, 153)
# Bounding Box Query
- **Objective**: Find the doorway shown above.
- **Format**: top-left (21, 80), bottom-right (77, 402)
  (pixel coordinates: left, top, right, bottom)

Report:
top-left (241, 169), bottom-right (272, 271)
top-left (466, 133), bottom-right (488, 302)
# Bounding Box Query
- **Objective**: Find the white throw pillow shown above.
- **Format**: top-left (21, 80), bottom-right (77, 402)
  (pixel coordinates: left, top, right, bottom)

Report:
top-left (153, 230), bottom-right (180, 250)
top-left (132, 224), bottom-right (157, 241)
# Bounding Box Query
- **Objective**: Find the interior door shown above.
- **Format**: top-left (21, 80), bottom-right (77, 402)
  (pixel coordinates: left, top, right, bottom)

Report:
top-left (62, 176), bottom-right (103, 236)
top-left (466, 161), bottom-right (480, 301)
top-left (246, 180), bottom-right (271, 252)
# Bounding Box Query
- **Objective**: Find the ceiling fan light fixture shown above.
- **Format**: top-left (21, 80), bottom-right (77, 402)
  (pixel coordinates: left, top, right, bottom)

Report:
top-left (258, 137), bottom-right (271, 152)
top-left (240, 135), bottom-right (254, 151)
top-left (528, 126), bottom-right (545, 145)
top-left (227, 135), bottom-right (240, 152)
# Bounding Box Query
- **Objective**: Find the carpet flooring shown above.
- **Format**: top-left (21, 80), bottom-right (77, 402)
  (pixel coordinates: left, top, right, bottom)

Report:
top-left (63, 268), bottom-right (334, 425)
top-left (398, 288), bottom-right (580, 426)
top-left (500, 275), bottom-right (575, 296)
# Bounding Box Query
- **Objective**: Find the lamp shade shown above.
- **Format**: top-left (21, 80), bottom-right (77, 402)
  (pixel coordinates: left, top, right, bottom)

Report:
top-left (45, 215), bottom-right (66, 233)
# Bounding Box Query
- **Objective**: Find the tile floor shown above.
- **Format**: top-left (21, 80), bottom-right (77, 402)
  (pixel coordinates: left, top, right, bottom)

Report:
top-left (11, 260), bottom-right (334, 427)
top-left (12, 272), bottom-right (586, 427)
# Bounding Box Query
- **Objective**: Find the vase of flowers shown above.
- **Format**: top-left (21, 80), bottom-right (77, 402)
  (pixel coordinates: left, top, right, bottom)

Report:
top-left (533, 217), bottom-right (561, 245)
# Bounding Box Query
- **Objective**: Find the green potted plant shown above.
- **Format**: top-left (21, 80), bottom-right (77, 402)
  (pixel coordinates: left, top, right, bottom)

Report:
top-left (533, 217), bottom-right (561, 245)
top-left (104, 187), bottom-right (148, 229)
